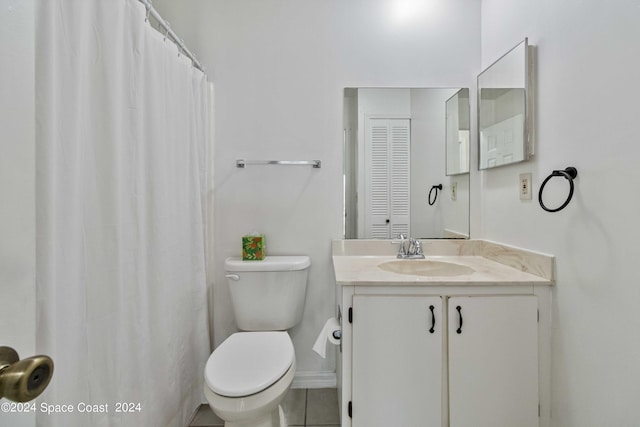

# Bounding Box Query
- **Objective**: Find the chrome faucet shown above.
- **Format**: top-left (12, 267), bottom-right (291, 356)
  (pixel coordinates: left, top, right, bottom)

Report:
top-left (391, 234), bottom-right (425, 259)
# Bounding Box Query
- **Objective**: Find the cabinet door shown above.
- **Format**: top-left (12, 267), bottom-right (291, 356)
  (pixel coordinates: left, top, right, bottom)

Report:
top-left (352, 295), bottom-right (442, 427)
top-left (449, 296), bottom-right (538, 427)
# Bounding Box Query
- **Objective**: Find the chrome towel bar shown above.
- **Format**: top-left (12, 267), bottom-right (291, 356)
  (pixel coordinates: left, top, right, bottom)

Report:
top-left (236, 159), bottom-right (321, 168)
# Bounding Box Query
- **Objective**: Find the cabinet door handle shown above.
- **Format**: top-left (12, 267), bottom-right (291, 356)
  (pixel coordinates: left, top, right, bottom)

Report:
top-left (456, 305), bottom-right (463, 334)
top-left (428, 305), bottom-right (435, 334)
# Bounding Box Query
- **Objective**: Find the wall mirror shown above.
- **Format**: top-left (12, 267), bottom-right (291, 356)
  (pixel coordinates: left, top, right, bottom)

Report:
top-left (343, 88), bottom-right (470, 240)
top-left (478, 38), bottom-right (534, 170)
top-left (446, 88), bottom-right (470, 176)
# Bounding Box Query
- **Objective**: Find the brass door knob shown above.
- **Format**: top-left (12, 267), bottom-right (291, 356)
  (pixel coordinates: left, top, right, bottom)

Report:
top-left (0, 346), bottom-right (54, 402)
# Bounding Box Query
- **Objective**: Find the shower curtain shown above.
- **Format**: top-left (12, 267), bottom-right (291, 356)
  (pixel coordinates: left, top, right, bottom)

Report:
top-left (36, 1), bottom-right (211, 426)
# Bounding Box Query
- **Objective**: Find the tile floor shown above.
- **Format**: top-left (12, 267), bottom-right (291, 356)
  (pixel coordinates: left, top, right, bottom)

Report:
top-left (189, 388), bottom-right (339, 427)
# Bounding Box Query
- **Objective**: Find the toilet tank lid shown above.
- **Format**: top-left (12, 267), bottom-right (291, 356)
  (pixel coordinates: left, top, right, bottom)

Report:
top-left (224, 256), bottom-right (311, 272)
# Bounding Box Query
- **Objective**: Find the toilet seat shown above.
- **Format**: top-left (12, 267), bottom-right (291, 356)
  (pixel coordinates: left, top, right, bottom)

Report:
top-left (205, 331), bottom-right (294, 397)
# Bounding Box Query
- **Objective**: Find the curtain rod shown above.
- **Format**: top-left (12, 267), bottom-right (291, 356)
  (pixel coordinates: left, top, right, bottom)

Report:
top-left (138, 0), bottom-right (205, 73)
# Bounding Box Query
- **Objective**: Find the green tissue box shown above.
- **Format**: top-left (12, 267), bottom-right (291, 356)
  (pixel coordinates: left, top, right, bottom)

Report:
top-left (242, 234), bottom-right (266, 260)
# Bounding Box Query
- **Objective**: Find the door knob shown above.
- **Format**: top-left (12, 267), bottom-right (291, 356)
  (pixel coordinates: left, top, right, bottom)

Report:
top-left (0, 346), bottom-right (54, 402)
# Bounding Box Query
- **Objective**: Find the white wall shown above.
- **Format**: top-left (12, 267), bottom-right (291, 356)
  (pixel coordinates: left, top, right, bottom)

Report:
top-left (480, 1), bottom-right (640, 425)
top-left (0, 1), bottom-right (35, 426)
top-left (155, 0), bottom-right (480, 383)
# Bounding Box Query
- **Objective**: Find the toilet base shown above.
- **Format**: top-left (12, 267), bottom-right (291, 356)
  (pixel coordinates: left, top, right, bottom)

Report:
top-left (222, 405), bottom-right (286, 427)
top-left (204, 359), bottom-right (295, 427)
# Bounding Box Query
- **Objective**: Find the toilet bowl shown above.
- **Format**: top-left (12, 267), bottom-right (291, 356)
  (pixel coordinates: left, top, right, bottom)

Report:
top-left (204, 256), bottom-right (310, 427)
top-left (204, 332), bottom-right (295, 427)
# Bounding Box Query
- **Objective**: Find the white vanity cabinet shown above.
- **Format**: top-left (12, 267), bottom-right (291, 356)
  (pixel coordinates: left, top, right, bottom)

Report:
top-left (332, 240), bottom-right (554, 427)
top-left (352, 295), bottom-right (443, 426)
top-left (448, 295), bottom-right (539, 427)
top-left (342, 288), bottom-right (546, 427)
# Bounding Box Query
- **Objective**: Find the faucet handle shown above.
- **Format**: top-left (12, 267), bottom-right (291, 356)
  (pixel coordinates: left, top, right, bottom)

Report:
top-left (413, 239), bottom-right (423, 255)
top-left (407, 238), bottom-right (417, 255)
top-left (391, 234), bottom-right (408, 256)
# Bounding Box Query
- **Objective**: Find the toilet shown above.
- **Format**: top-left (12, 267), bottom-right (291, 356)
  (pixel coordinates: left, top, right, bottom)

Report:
top-left (204, 256), bottom-right (311, 427)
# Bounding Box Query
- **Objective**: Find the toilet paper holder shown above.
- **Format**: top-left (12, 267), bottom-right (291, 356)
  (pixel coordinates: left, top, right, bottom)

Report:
top-left (0, 346), bottom-right (54, 402)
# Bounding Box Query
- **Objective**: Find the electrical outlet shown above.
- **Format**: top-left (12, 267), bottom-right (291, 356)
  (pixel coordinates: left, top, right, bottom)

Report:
top-left (451, 181), bottom-right (457, 201)
top-left (519, 173), bottom-right (532, 200)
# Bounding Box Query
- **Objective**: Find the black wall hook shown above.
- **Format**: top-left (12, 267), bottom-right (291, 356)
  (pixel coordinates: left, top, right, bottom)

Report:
top-left (538, 167), bottom-right (578, 212)
top-left (428, 184), bottom-right (443, 206)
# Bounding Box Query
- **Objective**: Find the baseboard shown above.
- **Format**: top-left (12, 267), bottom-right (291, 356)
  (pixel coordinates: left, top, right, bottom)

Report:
top-left (291, 371), bottom-right (337, 389)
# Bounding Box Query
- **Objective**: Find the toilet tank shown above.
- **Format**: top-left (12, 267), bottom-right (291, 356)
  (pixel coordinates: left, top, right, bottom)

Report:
top-left (224, 256), bottom-right (310, 331)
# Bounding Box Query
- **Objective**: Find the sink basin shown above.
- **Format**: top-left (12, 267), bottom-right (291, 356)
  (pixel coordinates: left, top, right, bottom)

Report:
top-left (378, 260), bottom-right (474, 277)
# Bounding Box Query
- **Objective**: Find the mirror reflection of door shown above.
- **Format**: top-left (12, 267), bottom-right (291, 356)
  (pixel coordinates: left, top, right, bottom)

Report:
top-left (365, 118), bottom-right (411, 239)
top-left (479, 90), bottom-right (525, 168)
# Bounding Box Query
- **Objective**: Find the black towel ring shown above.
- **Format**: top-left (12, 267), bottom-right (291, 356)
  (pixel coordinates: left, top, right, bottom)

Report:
top-left (428, 184), bottom-right (443, 206)
top-left (538, 167), bottom-right (578, 213)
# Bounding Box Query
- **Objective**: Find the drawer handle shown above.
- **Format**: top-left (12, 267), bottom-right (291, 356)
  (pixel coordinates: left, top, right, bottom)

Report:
top-left (456, 305), bottom-right (463, 334)
top-left (428, 305), bottom-right (435, 334)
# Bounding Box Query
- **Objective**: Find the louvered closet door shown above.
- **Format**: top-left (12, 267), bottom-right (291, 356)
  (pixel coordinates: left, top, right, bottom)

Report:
top-left (389, 120), bottom-right (410, 237)
top-left (365, 118), bottom-right (410, 238)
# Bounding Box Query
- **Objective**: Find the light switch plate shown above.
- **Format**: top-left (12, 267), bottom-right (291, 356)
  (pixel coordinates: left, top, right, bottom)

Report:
top-left (519, 173), bottom-right (532, 200)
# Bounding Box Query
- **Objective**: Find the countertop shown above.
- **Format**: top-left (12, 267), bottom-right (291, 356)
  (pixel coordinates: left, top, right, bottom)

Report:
top-left (331, 240), bottom-right (555, 287)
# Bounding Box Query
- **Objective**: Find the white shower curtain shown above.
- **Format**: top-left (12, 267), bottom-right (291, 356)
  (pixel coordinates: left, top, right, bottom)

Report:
top-left (36, 1), bottom-right (211, 426)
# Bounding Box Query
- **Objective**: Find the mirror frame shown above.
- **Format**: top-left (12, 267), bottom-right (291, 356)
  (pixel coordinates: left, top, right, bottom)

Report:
top-left (477, 38), bottom-right (534, 170)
